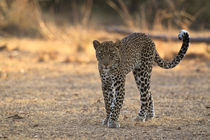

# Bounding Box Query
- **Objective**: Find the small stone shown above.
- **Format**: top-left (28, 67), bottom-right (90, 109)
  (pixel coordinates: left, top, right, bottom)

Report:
top-left (33, 124), bottom-right (39, 127)
top-left (177, 127), bottom-right (181, 130)
top-left (123, 115), bottom-right (128, 120)
top-left (0, 44), bottom-right (7, 51)
top-left (0, 134), bottom-right (8, 139)
top-left (195, 68), bottom-right (201, 72)
top-left (205, 105), bottom-right (210, 109)
top-left (97, 99), bottom-right (101, 103)
top-left (7, 114), bottom-right (24, 119)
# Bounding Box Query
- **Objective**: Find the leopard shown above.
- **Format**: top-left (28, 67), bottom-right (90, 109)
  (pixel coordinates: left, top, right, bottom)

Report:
top-left (93, 30), bottom-right (190, 128)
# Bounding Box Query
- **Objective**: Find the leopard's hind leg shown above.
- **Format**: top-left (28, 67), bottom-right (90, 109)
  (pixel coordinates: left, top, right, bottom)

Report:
top-left (133, 61), bottom-right (155, 122)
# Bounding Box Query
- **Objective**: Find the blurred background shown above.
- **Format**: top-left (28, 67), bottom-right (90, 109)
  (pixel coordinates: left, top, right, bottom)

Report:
top-left (0, 1), bottom-right (210, 139)
top-left (1, 0), bottom-right (210, 33)
top-left (0, 0), bottom-right (210, 73)
top-left (0, 0), bottom-right (210, 69)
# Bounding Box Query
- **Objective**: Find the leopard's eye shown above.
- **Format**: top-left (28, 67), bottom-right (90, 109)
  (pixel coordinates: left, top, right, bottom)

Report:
top-left (97, 51), bottom-right (102, 56)
top-left (97, 53), bottom-right (104, 59)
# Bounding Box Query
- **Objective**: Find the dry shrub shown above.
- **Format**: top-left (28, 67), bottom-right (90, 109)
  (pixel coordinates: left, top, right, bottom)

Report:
top-left (0, 0), bottom-right (41, 36)
top-left (106, 0), bottom-right (194, 31)
top-left (71, 0), bottom-right (93, 26)
top-left (106, 0), bottom-right (134, 28)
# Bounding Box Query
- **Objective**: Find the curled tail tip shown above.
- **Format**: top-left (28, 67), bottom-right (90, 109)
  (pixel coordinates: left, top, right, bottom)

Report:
top-left (178, 29), bottom-right (189, 40)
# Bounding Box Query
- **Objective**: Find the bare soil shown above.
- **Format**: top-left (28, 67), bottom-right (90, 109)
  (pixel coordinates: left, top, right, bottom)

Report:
top-left (0, 38), bottom-right (210, 139)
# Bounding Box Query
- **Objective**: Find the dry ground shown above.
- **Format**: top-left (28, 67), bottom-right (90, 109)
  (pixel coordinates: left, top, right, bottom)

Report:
top-left (0, 35), bottom-right (210, 139)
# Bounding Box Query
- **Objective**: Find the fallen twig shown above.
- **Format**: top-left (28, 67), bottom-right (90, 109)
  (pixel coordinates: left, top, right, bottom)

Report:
top-left (105, 27), bottom-right (210, 44)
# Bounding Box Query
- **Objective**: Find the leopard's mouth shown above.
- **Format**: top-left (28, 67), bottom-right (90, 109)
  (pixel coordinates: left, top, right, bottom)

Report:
top-left (103, 66), bottom-right (110, 70)
top-left (102, 64), bottom-right (110, 69)
top-left (103, 69), bottom-right (110, 73)
top-left (102, 65), bottom-right (111, 71)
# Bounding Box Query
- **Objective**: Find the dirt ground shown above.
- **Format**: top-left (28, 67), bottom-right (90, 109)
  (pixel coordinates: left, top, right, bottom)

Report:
top-left (0, 37), bottom-right (210, 139)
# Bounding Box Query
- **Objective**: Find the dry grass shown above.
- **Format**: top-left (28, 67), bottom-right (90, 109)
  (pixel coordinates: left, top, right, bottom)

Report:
top-left (0, 0), bottom-right (42, 37)
top-left (0, 26), bottom-right (209, 139)
top-left (0, 0), bottom-right (209, 139)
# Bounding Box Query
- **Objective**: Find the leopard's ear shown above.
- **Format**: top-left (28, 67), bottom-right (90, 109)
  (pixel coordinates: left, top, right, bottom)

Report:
top-left (115, 39), bottom-right (122, 49)
top-left (93, 40), bottom-right (100, 50)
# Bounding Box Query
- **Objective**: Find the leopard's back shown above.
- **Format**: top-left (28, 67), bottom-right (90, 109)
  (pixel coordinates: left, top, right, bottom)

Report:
top-left (119, 33), bottom-right (156, 74)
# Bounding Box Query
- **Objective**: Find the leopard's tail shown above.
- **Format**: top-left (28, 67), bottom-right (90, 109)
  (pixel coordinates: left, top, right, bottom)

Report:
top-left (154, 30), bottom-right (190, 69)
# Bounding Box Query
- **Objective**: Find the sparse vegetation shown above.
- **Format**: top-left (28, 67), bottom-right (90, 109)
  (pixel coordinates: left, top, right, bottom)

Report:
top-left (0, 0), bottom-right (209, 139)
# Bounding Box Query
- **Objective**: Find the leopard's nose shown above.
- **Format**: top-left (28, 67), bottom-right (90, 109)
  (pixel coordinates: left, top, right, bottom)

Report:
top-left (104, 62), bottom-right (108, 66)
top-left (103, 61), bottom-right (109, 67)
top-left (103, 57), bottom-right (109, 67)
top-left (103, 64), bottom-right (108, 69)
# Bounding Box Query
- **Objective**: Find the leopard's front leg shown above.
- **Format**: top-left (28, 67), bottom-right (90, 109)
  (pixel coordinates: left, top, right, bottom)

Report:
top-left (108, 74), bottom-right (126, 128)
top-left (100, 71), bottom-right (113, 125)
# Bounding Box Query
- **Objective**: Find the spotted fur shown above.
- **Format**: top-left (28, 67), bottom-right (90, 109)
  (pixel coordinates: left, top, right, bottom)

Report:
top-left (93, 30), bottom-right (190, 128)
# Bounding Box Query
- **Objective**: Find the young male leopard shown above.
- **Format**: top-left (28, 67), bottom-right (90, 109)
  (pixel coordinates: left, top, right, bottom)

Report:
top-left (93, 30), bottom-right (190, 128)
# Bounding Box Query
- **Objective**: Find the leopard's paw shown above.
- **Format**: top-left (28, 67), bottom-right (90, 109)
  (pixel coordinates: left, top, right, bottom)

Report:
top-left (145, 114), bottom-right (155, 121)
top-left (133, 115), bottom-right (146, 122)
top-left (108, 120), bottom-right (120, 128)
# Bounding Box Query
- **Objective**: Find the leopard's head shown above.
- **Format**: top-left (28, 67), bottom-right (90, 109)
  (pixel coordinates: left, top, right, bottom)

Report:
top-left (93, 40), bottom-right (121, 70)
